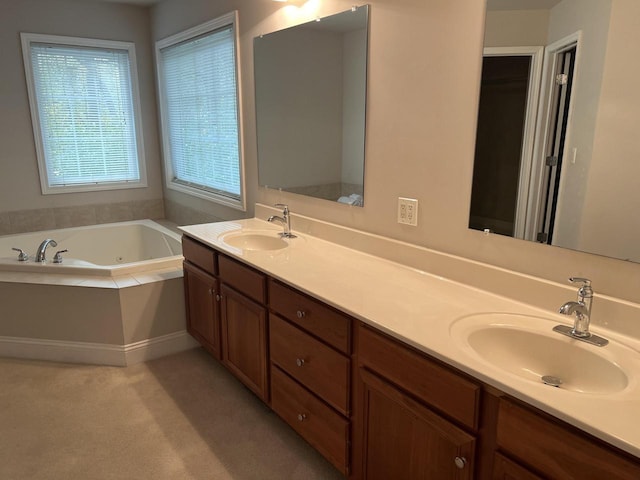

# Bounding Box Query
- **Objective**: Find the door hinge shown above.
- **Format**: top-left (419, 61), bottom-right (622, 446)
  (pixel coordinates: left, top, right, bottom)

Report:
top-left (537, 232), bottom-right (549, 243)
top-left (555, 73), bottom-right (569, 85)
top-left (546, 156), bottom-right (558, 167)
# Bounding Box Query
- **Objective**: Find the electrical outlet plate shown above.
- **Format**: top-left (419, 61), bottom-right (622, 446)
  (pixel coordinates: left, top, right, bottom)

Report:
top-left (397, 197), bottom-right (418, 226)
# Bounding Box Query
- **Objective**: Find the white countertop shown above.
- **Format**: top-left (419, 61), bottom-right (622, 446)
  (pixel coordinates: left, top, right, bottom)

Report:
top-left (180, 218), bottom-right (640, 458)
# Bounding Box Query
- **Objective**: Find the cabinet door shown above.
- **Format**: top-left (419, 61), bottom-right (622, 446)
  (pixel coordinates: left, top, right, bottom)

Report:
top-left (492, 453), bottom-right (543, 480)
top-left (184, 262), bottom-right (220, 359)
top-left (357, 368), bottom-right (475, 480)
top-left (220, 284), bottom-right (268, 402)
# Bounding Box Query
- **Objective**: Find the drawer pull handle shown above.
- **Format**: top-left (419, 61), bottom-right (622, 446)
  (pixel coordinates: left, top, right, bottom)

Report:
top-left (454, 456), bottom-right (466, 469)
top-left (297, 413), bottom-right (307, 422)
top-left (296, 310), bottom-right (306, 319)
top-left (296, 358), bottom-right (305, 367)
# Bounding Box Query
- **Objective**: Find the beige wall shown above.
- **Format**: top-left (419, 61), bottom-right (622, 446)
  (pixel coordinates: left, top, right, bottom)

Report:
top-left (547, 0), bottom-right (612, 252)
top-left (1, 0), bottom-right (635, 305)
top-left (151, 0), bottom-right (640, 304)
top-left (484, 9), bottom-right (549, 46)
top-left (0, 0), bottom-right (163, 218)
top-left (255, 28), bottom-right (344, 188)
top-left (579, 0), bottom-right (640, 262)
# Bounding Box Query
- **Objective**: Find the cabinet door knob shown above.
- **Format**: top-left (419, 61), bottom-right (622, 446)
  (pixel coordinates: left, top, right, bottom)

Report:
top-left (215, 294), bottom-right (221, 301)
top-left (296, 358), bottom-right (305, 367)
top-left (297, 413), bottom-right (307, 422)
top-left (296, 310), bottom-right (306, 319)
top-left (454, 456), bottom-right (466, 469)
top-left (208, 288), bottom-right (213, 295)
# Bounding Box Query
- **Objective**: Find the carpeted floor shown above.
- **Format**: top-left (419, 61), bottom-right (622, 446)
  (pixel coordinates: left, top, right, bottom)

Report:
top-left (0, 348), bottom-right (344, 479)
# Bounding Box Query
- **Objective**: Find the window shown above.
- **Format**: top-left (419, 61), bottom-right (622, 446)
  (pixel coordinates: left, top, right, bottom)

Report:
top-left (156, 12), bottom-right (245, 210)
top-left (21, 33), bottom-right (146, 194)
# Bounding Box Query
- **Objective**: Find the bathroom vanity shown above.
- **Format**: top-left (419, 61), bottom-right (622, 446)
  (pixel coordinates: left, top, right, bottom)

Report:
top-left (180, 218), bottom-right (640, 479)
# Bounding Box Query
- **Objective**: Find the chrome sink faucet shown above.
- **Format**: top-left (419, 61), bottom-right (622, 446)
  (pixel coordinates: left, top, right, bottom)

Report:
top-left (35, 239), bottom-right (58, 263)
top-left (554, 277), bottom-right (608, 346)
top-left (267, 203), bottom-right (297, 238)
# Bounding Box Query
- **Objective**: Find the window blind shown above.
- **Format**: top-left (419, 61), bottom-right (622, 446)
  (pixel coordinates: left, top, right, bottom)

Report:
top-left (159, 25), bottom-right (241, 199)
top-left (29, 43), bottom-right (141, 187)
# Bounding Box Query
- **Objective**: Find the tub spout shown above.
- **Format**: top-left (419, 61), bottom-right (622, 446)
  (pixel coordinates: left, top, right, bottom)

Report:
top-left (35, 239), bottom-right (58, 263)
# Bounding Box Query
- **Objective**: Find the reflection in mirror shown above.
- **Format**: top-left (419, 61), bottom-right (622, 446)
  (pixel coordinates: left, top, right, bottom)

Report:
top-left (255, 6), bottom-right (368, 206)
top-left (470, 0), bottom-right (640, 263)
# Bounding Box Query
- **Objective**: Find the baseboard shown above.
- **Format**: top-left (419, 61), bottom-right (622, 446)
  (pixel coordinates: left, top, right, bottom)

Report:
top-left (0, 331), bottom-right (198, 367)
top-left (124, 331), bottom-right (199, 365)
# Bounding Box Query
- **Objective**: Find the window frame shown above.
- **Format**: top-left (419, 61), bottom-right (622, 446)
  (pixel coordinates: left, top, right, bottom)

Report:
top-left (21, 33), bottom-right (147, 195)
top-left (155, 11), bottom-right (246, 211)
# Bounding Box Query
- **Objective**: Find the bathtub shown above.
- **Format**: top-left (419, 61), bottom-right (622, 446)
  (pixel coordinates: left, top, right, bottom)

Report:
top-left (0, 219), bottom-right (183, 276)
top-left (0, 220), bottom-right (194, 366)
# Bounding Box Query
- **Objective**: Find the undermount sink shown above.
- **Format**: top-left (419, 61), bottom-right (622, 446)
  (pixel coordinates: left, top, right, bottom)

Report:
top-left (450, 313), bottom-right (631, 395)
top-left (221, 231), bottom-right (289, 251)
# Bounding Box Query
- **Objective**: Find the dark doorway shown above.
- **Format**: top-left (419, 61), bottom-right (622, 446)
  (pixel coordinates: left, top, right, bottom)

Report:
top-left (469, 55), bottom-right (532, 236)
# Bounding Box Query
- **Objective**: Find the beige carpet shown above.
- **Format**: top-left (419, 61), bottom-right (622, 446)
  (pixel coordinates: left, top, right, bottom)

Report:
top-left (0, 348), bottom-right (344, 479)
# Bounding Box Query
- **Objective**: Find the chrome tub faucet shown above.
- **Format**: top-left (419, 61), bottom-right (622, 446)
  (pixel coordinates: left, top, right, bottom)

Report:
top-left (554, 277), bottom-right (608, 346)
top-left (35, 239), bottom-right (58, 263)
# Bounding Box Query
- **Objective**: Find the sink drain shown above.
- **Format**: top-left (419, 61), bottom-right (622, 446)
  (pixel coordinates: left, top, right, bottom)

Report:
top-left (541, 375), bottom-right (563, 387)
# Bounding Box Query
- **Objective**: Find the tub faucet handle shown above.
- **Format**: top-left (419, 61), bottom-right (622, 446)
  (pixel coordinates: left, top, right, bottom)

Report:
top-left (12, 248), bottom-right (29, 262)
top-left (53, 249), bottom-right (68, 264)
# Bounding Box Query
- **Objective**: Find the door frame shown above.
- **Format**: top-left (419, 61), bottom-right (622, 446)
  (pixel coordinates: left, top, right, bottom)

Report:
top-left (525, 31), bottom-right (582, 242)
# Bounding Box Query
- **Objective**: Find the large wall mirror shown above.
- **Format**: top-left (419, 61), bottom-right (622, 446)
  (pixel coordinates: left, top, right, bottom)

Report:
top-left (254, 5), bottom-right (369, 206)
top-left (469, 0), bottom-right (640, 263)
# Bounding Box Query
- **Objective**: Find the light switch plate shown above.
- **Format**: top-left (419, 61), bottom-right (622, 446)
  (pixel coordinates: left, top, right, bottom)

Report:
top-left (398, 197), bottom-right (418, 226)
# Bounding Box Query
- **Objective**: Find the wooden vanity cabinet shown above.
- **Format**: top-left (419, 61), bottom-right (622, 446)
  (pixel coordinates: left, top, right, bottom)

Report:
top-left (218, 255), bottom-right (269, 403)
top-left (354, 323), bottom-right (480, 480)
top-left (183, 262), bottom-right (221, 359)
top-left (268, 279), bottom-right (353, 476)
top-left (182, 236), bottom-right (221, 360)
top-left (493, 398), bottom-right (640, 480)
top-left (182, 234), bottom-right (640, 480)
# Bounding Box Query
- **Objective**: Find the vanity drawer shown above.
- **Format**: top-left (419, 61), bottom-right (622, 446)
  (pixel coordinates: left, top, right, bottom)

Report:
top-left (497, 398), bottom-right (640, 479)
top-left (269, 279), bottom-right (351, 353)
top-left (358, 324), bottom-right (480, 430)
top-left (182, 235), bottom-right (217, 274)
top-left (271, 366), bottom-right (349, 475)
top-left (218, 254), bottom-right (266, 303)
top-left (270, 314), bottom-right (350, 415)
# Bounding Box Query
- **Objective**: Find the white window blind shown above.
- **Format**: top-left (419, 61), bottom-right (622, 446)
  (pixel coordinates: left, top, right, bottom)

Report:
top-left (24, 37), bottom-right (144, 191)
top-left (158, 21), bottom-right (242, 203)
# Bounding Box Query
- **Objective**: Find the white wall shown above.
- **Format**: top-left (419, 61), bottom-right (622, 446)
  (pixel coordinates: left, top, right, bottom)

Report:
top-left (0, 0), bottom-right (163, 213)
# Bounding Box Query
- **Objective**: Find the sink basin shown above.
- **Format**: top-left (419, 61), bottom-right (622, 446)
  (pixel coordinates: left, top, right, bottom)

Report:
top-left (451, 313), bottom-right (630, 395)
top-left (221, 232), bottom-right (288, 251)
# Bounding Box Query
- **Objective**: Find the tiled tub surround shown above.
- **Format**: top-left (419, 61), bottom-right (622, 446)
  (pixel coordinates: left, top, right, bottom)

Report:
top-left (0, 199), bottom-right (165, 236)
top-left (0, 220), bottom-right (193, 366)
top-left (181, 210), bottom-right (640, 460)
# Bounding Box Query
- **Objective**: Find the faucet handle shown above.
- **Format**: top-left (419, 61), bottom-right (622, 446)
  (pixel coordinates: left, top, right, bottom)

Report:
top-left (274, 203), bottom-right (290, 215)
top-left (53, 249), bottom-right (68, 264)
top-left (569, 277), bottom-right (593, 298)
top-left (12, 247), bottom-right (29, 262)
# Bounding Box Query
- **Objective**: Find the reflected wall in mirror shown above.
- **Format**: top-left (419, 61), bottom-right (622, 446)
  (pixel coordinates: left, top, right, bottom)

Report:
top-left (470, 0), bottom-right (640, 263)
top-left (254, 6), bottom-right (368, 206)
